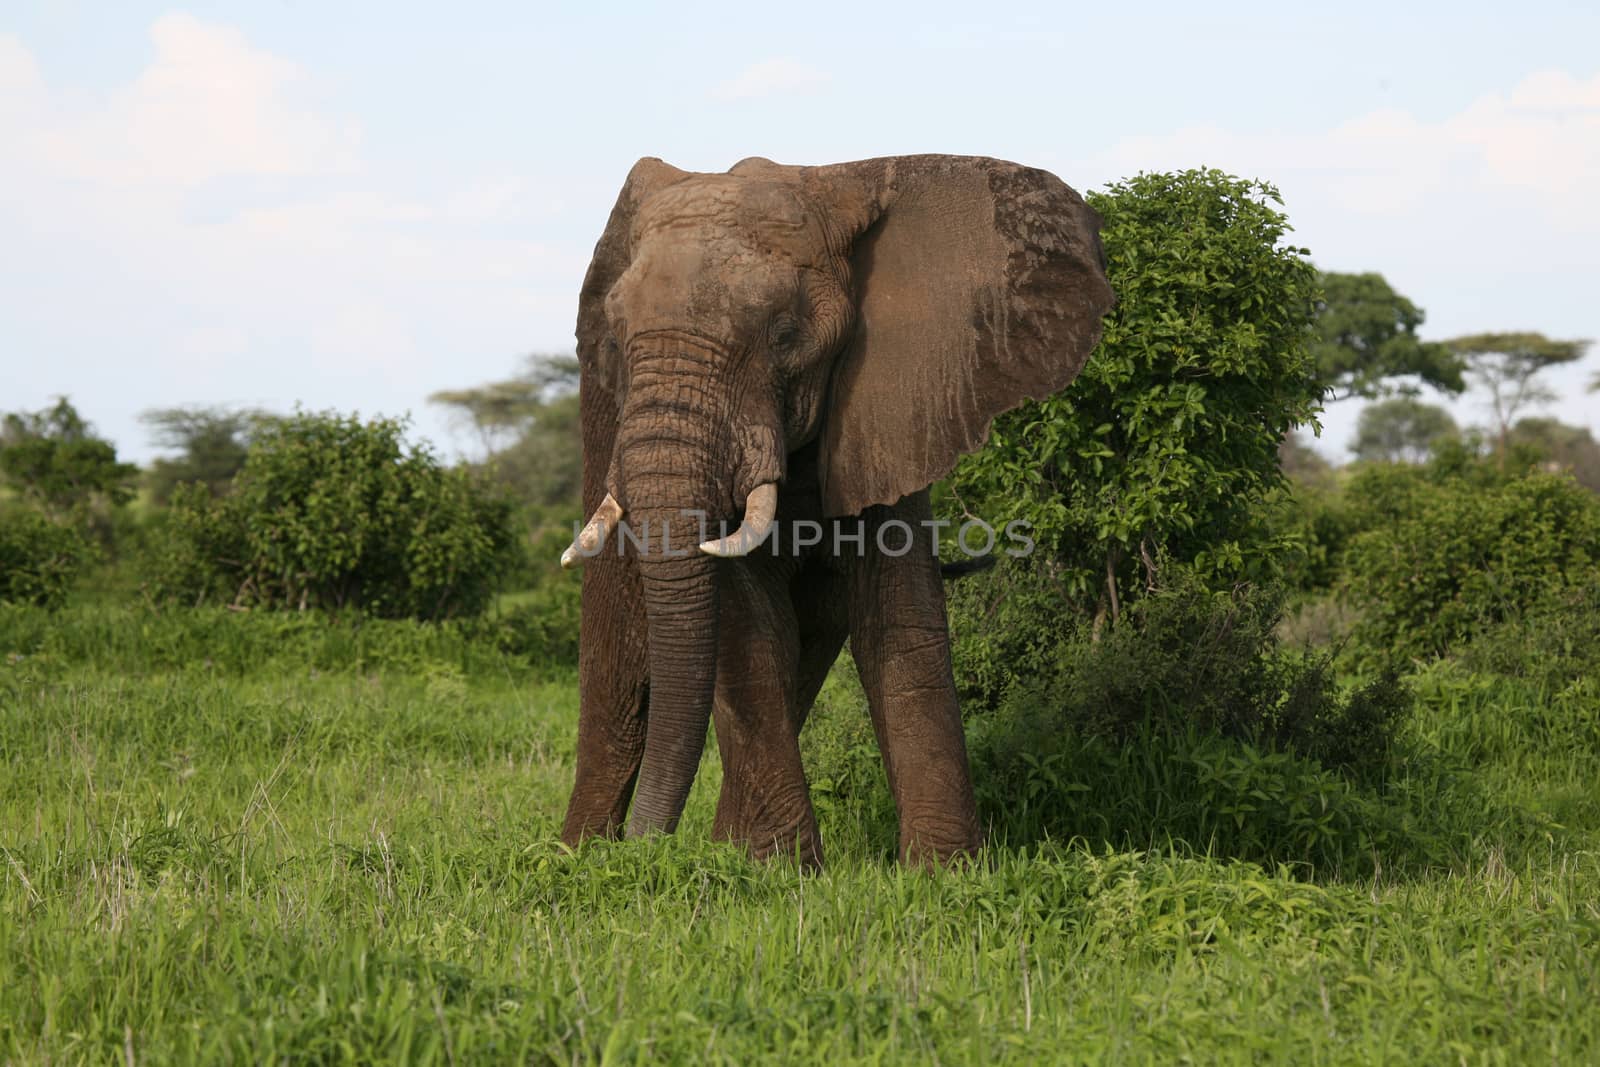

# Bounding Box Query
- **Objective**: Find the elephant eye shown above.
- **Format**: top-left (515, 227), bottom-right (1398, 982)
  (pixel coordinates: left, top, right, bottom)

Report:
top-left (768, 313), bottom-right (800, 351)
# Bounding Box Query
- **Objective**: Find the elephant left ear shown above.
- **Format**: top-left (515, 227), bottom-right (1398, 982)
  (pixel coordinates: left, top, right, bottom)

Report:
top-left (805, 155), bottom-right (1115, 517)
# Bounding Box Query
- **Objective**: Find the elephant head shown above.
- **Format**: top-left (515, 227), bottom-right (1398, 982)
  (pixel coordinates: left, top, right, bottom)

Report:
top-left (566, 154), bottom-right (1114, 838)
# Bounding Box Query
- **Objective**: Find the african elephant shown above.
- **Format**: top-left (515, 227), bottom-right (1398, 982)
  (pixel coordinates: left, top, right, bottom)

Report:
top-left (558, 154), bottom-right (1113, 867)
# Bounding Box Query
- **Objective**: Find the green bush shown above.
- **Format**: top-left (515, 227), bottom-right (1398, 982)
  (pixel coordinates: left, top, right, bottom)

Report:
top-left (0, 507), bottom-right (90, 608)
top-left (1455, 584), bottom-right (1600, 696)
top-left (486, 581), bottom-right (581, 670)
top-left (944, 556), bottom-right (1083, 707)
top-left (1342, 459), bottom-right (1600, 665)
top-left (145, 412), bottom-right (520, 620)
top-left (940, 169), bottom-right (1322, 618)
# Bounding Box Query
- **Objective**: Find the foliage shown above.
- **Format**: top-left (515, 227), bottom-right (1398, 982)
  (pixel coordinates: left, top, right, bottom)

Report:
top-left (1506, 415), bottom-right (1600, 492)
top-left (1348, 396), bottom-right (1458, 464)
top-left (942, 170), bottom-right (1323, 620)
top-left (1308, 271), bottom-right (1464, 399)
top-left (1342, 455), bottom-right (1600, 665)
top-left (429, 353), bottom-right (583, 511)
top-left (993, 568), bottom-right (1407, 772)
top-left (1454, 583), bottom-right (1600, 695)
top-left (1447, 331), bottom-right (1592, 449)
top-left (0, 506), bottom-right (89, 608)
top-left (145, 412), bottom-right (520, 620)
top-left (0, 398), bottom-right (137, 519)
top-left (140, 405), bottom-right (272, 504)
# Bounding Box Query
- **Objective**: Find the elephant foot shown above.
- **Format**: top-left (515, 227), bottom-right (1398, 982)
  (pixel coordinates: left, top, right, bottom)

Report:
top-left (898, 815), bottom-right (984, 869)
top-left (712, 792), bottom-right (823, 869)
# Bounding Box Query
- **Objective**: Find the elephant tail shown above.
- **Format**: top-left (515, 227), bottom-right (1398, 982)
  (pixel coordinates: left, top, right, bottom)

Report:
top-left (940, 555), bottom-right (997, 581)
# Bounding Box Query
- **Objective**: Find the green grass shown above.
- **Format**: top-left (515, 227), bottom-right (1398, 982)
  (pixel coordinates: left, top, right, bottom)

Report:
top-left (2, 608), bottom-right (1598, 1063)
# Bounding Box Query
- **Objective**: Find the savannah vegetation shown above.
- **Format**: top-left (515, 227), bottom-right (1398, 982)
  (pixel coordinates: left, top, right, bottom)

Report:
top-left (2, 169), bottom-right (1597, 1063)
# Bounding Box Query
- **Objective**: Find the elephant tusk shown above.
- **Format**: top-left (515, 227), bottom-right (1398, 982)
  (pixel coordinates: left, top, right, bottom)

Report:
top-left (560, 493), bottom-right (625, 569)
top-left (699, 483), bottom-right (778, 558)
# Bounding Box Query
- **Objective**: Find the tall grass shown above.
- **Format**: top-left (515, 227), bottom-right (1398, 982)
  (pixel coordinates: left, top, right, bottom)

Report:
top-left (2, 607), bottom-right (1597, 1063)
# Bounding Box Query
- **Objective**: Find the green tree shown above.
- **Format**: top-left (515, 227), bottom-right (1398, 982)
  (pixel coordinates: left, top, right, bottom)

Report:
top-left (1309, 272), bottom-right (1464, 399)
top-left (944, 169), bottom-right (1323, 624)
top-left (1507, 416), bottom-right (1600, 492)
top-left (429, 354), bottom-right (582, 510)
top-left (1447, 332), bottom-right (1592, 451)
top-left (0, 398), bottom-right (137, 518)
top-left (1349, 397), bottom-right (1459, 464)
top-left (141, 406), bottom-right (272, 503)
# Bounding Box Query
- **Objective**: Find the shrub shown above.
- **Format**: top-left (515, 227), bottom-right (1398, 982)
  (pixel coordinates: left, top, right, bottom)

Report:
top-left (146, 412), bottom-right (520, 620)
top-left (1342, 460), bottom-right (1600, 665)
top-left (0, 398), bottom-right (137, 519)
top-left (0, 507), bottom-right (90, 608)
top-left (940, 169), bottom-right (1323, 619)
top-left (1454, 584), bottom-right (1600, 695)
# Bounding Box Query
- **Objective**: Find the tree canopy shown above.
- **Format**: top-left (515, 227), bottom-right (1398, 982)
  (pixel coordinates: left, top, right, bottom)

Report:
top-left (1447, 332), bottom-right (1592, 450)
top-left (141, 406), bottom-right (273, 503)
top-left (0, 398), bottom-right (137, 517)
top-left (1308, 272), bottom-right (1463, 400)
top-left (429, 354), bottom-right (582, 511)
top-left (1349, 398), bottom-right (1459, 465)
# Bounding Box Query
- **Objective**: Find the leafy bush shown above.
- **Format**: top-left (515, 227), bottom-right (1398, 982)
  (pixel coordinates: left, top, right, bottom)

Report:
top-left (940, 169), bottom-right (1323, 619)
top-left (1341, 459), bottom-right (1600, 665)
top-left (0, 508), bottom-right (90, 608)
top-left (1001, 569), bottom-right (1406, 768)
top-left (0, 398), bottom-right (137, 519)
top-left (486, 581), bottom-right (581, 670)
top-left (146, 412), bottom-right (520, 620)
top-left (1454, 584), bottom-right (1600, 696)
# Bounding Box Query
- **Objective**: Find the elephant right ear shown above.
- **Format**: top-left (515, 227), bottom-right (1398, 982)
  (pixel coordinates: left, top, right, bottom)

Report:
top-left (576, 158), bottom-right (690, 396)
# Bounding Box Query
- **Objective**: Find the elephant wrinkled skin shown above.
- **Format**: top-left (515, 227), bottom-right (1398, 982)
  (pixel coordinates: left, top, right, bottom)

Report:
top-left (558, 154), bottom-right (1114, 867)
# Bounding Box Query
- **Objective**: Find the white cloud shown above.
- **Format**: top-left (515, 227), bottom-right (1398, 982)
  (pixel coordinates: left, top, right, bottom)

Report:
top-left (0, 17), bottom-right (581, 462)
top-left (710, 58), bottom-right (830, 102)
top-left (22, 14), bottom-right (358, 186)
top-left (1052, 69), bottom-right (1600, 460)
top-left (1077, 69), bottom-right (1600, 233)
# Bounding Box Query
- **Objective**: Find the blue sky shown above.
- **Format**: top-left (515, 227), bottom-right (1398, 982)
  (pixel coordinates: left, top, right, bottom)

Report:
top-left (3, 1), bottom-right (1597, 462)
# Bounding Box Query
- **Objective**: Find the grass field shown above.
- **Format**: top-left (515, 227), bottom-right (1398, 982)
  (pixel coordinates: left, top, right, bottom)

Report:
top-left (2, 605), bottom-right (1597, 1064)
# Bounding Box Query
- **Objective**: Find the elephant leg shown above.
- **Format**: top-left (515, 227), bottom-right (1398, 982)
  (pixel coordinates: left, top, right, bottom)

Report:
top-left (847, 490), bottom-right (982, 866)
top-left (560, 559), bottom-right (650, 845)
top-left (710, 561), bottom-right (822, 866)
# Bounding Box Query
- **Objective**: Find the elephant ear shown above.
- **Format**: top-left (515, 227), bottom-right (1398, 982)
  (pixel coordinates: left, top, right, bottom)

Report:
top-left (576, 157), bottom-right (690, 399)
top-left (807, 155), bottom-right (1114, 517)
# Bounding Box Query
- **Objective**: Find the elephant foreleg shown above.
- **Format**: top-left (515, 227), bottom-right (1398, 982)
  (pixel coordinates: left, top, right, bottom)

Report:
top-left (847, 490), bottom-right (982, 866)
top-left (561, 559), bottom-right (650, 845)
top-left (710, 562), bottom-right (823, 866)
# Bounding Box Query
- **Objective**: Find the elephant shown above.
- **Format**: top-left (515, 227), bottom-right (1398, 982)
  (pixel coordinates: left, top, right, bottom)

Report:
top-left (558, 154), bottom-right (1114, 867)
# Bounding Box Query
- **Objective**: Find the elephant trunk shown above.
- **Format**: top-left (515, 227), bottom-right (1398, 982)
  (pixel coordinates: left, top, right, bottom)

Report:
top-left (627, 549), bottom-right (720, 834)
top-left (615, 337), bottom-right (735, 837)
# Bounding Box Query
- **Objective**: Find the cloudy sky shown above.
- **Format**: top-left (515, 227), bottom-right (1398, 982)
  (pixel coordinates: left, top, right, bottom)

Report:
top-left (3, 1), bottom-right (1596, 463)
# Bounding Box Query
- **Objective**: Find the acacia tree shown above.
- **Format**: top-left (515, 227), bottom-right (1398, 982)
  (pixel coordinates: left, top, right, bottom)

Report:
top-left (141, 406), bottom-right (272, 503)
top-left (1447, 332), bottom-right (1592, 452)
top-left (429, 354), bottom-right (582, 510)
top-left (1349, 398), bottom-right (1459, 464)
top-left (1309, 272), bottom-right (1463, 400)
top-left (942, 169), bottom-right (1323, 622)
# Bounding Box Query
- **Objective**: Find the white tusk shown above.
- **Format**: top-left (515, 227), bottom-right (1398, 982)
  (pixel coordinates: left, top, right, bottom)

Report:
top-left (560, 493), bottom-right (624, 569)
top-left (699, 483), bottom-right (778, 558)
